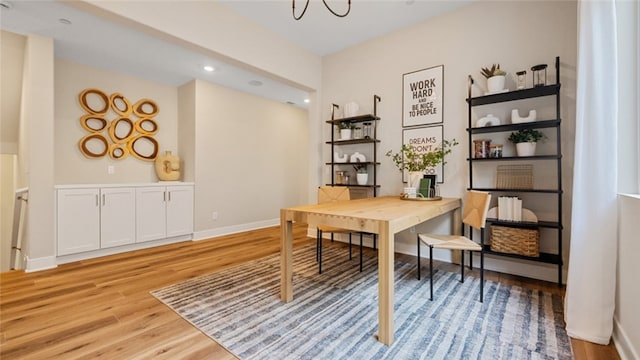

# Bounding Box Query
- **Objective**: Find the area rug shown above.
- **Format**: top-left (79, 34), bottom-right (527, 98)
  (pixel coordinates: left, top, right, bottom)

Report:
top-left (151, 245), bottom-right (573, 359)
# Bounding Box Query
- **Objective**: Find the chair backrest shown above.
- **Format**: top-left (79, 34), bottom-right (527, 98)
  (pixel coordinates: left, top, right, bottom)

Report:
top-left (318, 186), bottom-right (351, 204)
top-left (462, 190), bottom-right (492, 230)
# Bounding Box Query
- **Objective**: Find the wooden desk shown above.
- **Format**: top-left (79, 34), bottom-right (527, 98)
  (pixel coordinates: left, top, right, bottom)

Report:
top-left (280, 196), bottom-right (461, 345)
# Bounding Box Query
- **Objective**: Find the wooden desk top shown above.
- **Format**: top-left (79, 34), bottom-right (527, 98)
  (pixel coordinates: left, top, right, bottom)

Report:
top-left (282, 196), bottom-right (461, 234)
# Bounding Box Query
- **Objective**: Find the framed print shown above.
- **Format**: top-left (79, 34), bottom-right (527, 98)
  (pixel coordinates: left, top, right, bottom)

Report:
top-left (402, 65), bottom-right (444, 127)
top-left (401, 125), bottom-right (444, 183)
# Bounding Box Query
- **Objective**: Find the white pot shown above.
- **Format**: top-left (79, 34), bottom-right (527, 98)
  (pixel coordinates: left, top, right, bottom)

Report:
top-left (516, 142), bottom-right (537, 156)
top-left (487, 75), bottom-right (506, 93)
top-left (408, 171), bottom-right (424, 189)
top-left (356, 173), bottom-right (368, 186)
top-left (340, 128), bottom-right (352, 140)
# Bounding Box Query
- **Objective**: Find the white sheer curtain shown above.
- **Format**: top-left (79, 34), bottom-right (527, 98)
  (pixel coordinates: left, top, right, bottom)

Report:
top-left (565, 0), bottom-right (618, 345)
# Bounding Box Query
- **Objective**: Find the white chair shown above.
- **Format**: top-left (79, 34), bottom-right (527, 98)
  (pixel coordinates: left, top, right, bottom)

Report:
top-left (316, 186), bottom-right (375, 274)
top-left (416, 190), bottom-right (491, 302)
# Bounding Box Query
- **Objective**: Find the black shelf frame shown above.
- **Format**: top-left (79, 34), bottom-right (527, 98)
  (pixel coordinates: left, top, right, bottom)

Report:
top-left (467, 56), bottom-right (564, 286)
top-left (328, 95), bottom-right (382, 196)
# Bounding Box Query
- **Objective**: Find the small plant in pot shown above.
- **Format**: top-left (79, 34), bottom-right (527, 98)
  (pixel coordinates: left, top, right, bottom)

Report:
top-left (353, 164), bottom-right (368, 185)
top-left (338, 121), bottom-right (354, 140)
top-left (508, 128), bottom-right (544, 156)
top-left (385, 139), bottom-right (458, 189)
top-left (481, 63), bottom-right (507, 93)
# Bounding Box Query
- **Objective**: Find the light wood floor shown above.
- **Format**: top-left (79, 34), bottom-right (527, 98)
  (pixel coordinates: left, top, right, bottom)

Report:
top-left (1, 224), bottom-right (620, 359)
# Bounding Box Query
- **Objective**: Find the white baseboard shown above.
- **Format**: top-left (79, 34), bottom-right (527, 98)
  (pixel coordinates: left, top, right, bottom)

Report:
top-left (55, 235), bottom-right (192, 265)
top-left (194, 218), bottom-right (280, 241)
top-left (25, 255), bottom-right (57, 272)
top-left (613, 316), bottom-right (639, 360)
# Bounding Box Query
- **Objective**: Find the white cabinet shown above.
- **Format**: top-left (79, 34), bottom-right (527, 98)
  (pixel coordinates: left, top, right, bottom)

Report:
top-left (57, 187), bottom-right (136, 255)
top-left (57, 188), bottom-right (100, 256)
top-left (100, 187), bottom-right (136, 248)
top-left (56, 183), bottom-right (193, 257)
top-left (136, 185), bottom-right (194, 243)
top-left (166, 185), bottom-right (194, 237)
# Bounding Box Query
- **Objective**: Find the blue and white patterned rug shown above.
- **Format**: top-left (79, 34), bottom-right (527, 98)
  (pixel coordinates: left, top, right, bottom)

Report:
top-left (151, 244), bottom-right (573, 359)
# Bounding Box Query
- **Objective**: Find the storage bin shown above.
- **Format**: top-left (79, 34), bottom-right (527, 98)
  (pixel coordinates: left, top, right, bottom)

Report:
top-left (490, 225), bottom-right (539, 257)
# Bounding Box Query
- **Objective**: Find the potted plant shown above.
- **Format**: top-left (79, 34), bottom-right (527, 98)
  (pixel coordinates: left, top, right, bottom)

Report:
top-left (338, 121), bottom-right (354, 140)
top-left (508, 128), bottom-right (544, 156)
top-left (353, 164), bottom-right (368, 185)
top-left (481, 63), bottom-right (507, 93)
top-left (385, 139), bottom-right (458, 189)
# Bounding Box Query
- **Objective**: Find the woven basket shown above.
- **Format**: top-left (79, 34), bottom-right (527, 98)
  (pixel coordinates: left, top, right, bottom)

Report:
top-left (490, 226), bottom-right (539, 257)
top-left (496, 164), bottom-right (533, 189)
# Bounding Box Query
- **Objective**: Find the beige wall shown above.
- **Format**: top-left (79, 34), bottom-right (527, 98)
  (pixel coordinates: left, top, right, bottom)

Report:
top-left (0, 154), bottom-right (17, 271)
top-left (190, 79), bottom-right (309, 237)
top-left (322, 0), bottom-right (578, 282)
top-left (54, 60), bottom-right (179, 184)
top-left (0, 31), bottom-right (25, 154)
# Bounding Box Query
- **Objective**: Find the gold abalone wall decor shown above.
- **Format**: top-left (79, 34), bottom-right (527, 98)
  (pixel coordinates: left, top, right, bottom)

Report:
top-left (77, 88), bottom-right (159, 161)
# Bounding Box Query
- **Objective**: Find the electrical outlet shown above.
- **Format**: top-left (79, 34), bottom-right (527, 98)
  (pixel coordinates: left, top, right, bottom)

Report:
top-left (212, 212), bottom-right (218, 221)
top-left (107, 165), bottom-right (115, 174)
top-left (410, 226), bottom-right (416, 233)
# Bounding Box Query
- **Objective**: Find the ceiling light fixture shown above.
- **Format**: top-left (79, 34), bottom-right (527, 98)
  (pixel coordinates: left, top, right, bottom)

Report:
top-left (203, 65), bottom-right (214, 72)
top-left (304, 99), bottom-right (310, 103)
top-left (292, 0), bottom-right (351, 21)
top-left (248, 80), bottom-right (263, 87)
top-left (59, 18), bottom-right (72, 25)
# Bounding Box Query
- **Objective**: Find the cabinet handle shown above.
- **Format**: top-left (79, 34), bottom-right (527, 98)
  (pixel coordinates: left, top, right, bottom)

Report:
top-left (168, 191), bottom-right (171, 202)
top-left (95, 194), bottom-right (99, 207)
top-left (163, 191), bottom-right (166, 202)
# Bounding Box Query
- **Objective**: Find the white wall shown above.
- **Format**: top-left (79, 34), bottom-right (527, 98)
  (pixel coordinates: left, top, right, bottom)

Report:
top-left (322, 0), bottom-right (577, 282)
top-left (54, 60), bottom-right (179, 184)
top-left (189, 79), bottom-right (309, 238)
top-left (616, 195), bottom-right (640, 360)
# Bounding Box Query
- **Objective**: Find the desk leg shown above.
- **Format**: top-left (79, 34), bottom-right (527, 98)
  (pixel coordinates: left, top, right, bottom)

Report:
top-left (280, 210), bottom-right (293, 302)
top-left (378, 222), bottom-right (394, 345)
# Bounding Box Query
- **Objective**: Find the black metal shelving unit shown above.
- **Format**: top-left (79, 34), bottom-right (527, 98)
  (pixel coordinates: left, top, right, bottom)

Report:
top-left (326, 95), bottom-right (381, 196)
top-left (466, 56), bottom-right (563, 286)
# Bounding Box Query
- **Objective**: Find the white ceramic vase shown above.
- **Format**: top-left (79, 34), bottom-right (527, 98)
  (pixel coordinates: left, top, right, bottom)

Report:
top-left (516, 142), bottom-right (537, 156)
top-left (340, 129), bottom-right (352, 140)
top-left (487, 75), bottom-right (506, 93)
top-left (408, 171), bottom-right (424, 189)
top-left (356, 173), bottom-right (368, 186)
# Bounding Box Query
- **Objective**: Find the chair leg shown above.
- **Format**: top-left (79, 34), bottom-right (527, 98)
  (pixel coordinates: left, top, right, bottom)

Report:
top-left (460, 250), bottom-right (465, 283)
top-left (349, 233), bottom-right (352, 260)
top-left (359, 233), bottom-right (363, 272)
top-left (429, 245), bottom-right (434, 301)
top-left (316, 229), bottom-right (321, 262)
top-left (480, 250), bottom-right (484, 303)
top-left (319, 230), bottom-right (323, 274)
top-left (416, 236), bottom-right (421, 280)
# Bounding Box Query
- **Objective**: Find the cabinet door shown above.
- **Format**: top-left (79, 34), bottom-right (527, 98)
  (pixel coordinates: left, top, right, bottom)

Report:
top-left (100, 187), bottom-right (136, 248)
top-left (57, 188), bottom-right (100, 256)
top-left (136, 187), bottom-right (167, 242)
top-left (166, 185), bottom-right (194, 237)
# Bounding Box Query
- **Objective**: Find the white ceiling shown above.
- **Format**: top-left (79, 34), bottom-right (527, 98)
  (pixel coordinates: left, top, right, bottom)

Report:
top-left (0, 0), bottom-right (472, 109)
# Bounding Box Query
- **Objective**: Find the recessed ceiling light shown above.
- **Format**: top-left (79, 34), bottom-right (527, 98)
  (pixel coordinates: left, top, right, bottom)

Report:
top-left (59, 18), bottom-right (72, 25)
top-left (203, 65), bottom-right (214, 72)
top-left (248, 80), bottom-right (263, 87)
top-left (304, 99), bottom-right (310, 103)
